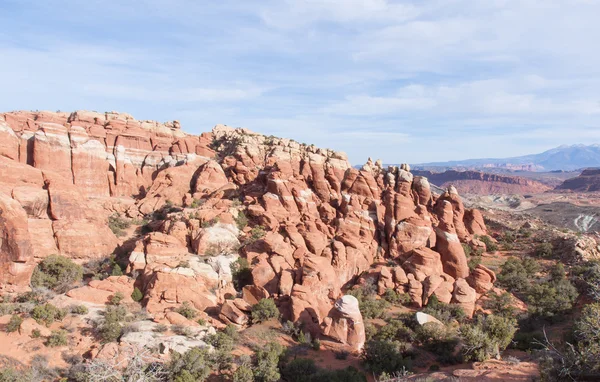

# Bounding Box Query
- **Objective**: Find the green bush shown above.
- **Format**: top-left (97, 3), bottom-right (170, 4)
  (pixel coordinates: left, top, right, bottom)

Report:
top-left (169, 347), bottom-right (213, 382)
top-left (497, 257), bottom-right (539, 292)
top-left (107, 292), bottom-right (124, 306)
top-left (31, 303), bottom-right (67, 326)
top-left (70, 305), bottom-right (89, 315)
top-left (231, 257), bottom-right (253, 291)
top-left (484, 291), bottom-right (516, 317)
top-left (533, 242), bottom-right (554, 258)
top-left (0, 368), bottom-right (25, 382)
top-left (97, 305), bottom-right (127, 343)
top-left (251, 299), bottom-right (279, 324)
top-left (233, 364), bottom-right (254, 382)
top-left (348, 285), bottom-right (388, 319)
top-left (460, 314), bottom-right (517, 362)
top-left (248, 226), bottom-right (266, 243)
top-left (131, 287), bottom-right (144, 302)
top-left (176, 302), bottom-right (197, 319)
top-left (111, 264), bottom-right (123, 276)
top-left (468, 255), bottom-right (482, 271)
top-left (526, 277), bottom-right (578, 319)
top-left (538, 302), bottom-right (600, 380)
top-left (423, 295), bottom-right (466, 324)
top-left (415, 322), bottom-right (460, 364)
top-left (383, 289), bottom-right (411, 306)
top-left (31, 329), bottom-right (42, 338)
top-left (6, 315), bottom-right (23, 333)
top-left (362, 339), bottom-right (411, 375)
top-left (46, 330), bottom-right (68, 347)
top-left (373, 320), bottom-right (415, 343)
top-left (479, 236), bottom-right (498, 252)
top-left (281, 358), bottom-right (319, 382)
top-left (253, 342), bottom-right (284, 382)
top-left (30, 255), bottom-right (83, 293)
top-left (108, 213), bottom-right (131, 237)
top-left (235, 211), bottom-right (248, 230)
top-left (571, 260), bottom-right (600, 301)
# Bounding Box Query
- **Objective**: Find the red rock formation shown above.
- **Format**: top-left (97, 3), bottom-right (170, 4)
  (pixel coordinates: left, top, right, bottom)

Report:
top-left (556, 168), bottom-right (600, 192)
top-left (0, 110), bottom-right (494, 336)
top-left (412, 169), bottom-right (551, 195)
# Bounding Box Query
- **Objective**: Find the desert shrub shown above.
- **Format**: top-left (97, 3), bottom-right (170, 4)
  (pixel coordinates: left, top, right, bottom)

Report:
top-left (169, 347), bottom-right (213, 382)
top-left (374, 320), bottom-right (415, 343)
top-left (107, 291), bottom-right (124, 306)
top-left (111, 263), bottom-right (124, 276)
top-left (30, 255), bottom-right (83, 293)
top-left (335, 350), bottom-right (350, 360)
top-left (525, 264), bottom-right (578, 319)
top-left (281, 358), bottom-right (319, 382)
top-left (233, 363), bottom-right (254, 382)
top-left (176, 301), bottom-right (197, 319)
top-left (383, 289), bottom-right (411, 306)
top-left (31, 303), bottom-right (67, 326)
top-left (479, 236), bottom-right (498, 252)
top-left (230, 257), bottom-right (253, 291)
top-left (248, 226), bottom-right (266, 243)
top-left (108, 213), bottom-right (131, 237)
top-left (571, 260), bottom-right (600, 301)
top-left (511, 330), bottom-right (544, 351)
top-left (16, 288), bottom-right (56, 304)
top-left (131, 287), bottom-right (144, 302)
top-left (251, 299), bottom-right (279, 324)
top-left (201, 217), bottom-right (220, 228)
top-left (31, 329), bottom-right (42, 338)
top-left (0, 303), bottom-right (17, 316)
top-left (97, 305), bottom-right (127, 343)
top-left (349, 285), bottom-right (388, 319)
top-left (6, 315), bottom-right (23, 333)
top-left (172, 325), bottom-right (193, 337)
top-left (70, 304), bottom-right (89, 315)
top-left (153, 324), bottom-right (168, 333)
top-left (46, 330), bottom-right (68, 347)
top-left (362, 339), bottom-right (411, 375)
top-left (235, 211), bottom-right (248, 230)
top-left (538, 302), bottom-right (600, 381)
top-left (497, 257), bottom-right (539, 292)
top-left (253, 342), bottom-right (285, 382)
top-left (460, 314), bottom-right (517, 362)
top-left (0, 367), bottom-right (28, 382)
top-left (190, 199), bottom-right (204, 208)
top-left (415, 322), bottom-right (460, 364)
top-left (462, 243), bottom-right (472, 257)
top-left (312, 338), bottom-right (321, 350)
top-left (206, 325), bottom-right (238, 352)
top-left (484, 291), bottom-right (516, 317)
top-left (468, 255), bottom-right (482, 271)
top-left (423, 295), bottom-right (466, 324)
top-left (534, 242), bottom-right (555, 259)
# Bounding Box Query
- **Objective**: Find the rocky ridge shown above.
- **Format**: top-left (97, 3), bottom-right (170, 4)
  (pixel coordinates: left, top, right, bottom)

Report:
top-left (0, 110), bottom-right (496, 352)
top-left (412, 170), bottom-right (551, 195)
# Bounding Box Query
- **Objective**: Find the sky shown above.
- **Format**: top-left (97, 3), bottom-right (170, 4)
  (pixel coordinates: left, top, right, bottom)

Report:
top-left (1, 0), bottom-right (600, 165)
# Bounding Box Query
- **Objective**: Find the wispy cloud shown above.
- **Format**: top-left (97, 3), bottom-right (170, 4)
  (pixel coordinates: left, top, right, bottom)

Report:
top-left (1, 0), bottom-right (600, 164)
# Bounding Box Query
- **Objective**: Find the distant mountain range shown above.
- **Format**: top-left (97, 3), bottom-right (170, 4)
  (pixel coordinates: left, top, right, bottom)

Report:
top-left (410, 144), bottom-right (600, 172)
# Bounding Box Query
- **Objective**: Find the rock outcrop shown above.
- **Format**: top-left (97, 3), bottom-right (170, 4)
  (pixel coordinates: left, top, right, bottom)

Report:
top-left (0, 110), bottom-right (494, 329)
top-left (412, 169), bottom-right (551, 195)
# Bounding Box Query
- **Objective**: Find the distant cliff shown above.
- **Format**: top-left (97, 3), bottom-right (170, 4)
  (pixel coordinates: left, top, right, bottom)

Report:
top-left (556, 168), bottom-right (600, 192)
top-left (412, 170), bottom-right (551, 195)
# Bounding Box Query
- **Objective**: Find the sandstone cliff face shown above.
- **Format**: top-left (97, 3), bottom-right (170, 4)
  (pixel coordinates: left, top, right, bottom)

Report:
top-left (556, 168), bottom-right (600, 192)
top-left (412, 170), bottom-right (550, 195)
top-left (0, 110), bottom-right (494, 346)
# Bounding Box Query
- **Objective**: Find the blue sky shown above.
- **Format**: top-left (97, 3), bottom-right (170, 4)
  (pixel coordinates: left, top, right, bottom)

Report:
top-left (1, 0), bottom-right (600, 164)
